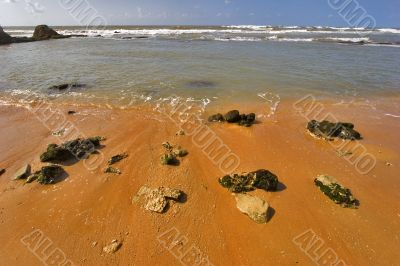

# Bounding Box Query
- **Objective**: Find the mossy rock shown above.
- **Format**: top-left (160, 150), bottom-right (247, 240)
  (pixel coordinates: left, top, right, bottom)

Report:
top-left (160, 153), bottom-right (178, 165)
top-left (307, 120), bottom-right (362, 140)
top-left (219, 169), bottom-right (279, 193)
top-left (314, 175), bottom-right (359, 208)
top-left (28, 165), bottom-right (65, 185)
top-left (108, 153), bottom-right (128, 165)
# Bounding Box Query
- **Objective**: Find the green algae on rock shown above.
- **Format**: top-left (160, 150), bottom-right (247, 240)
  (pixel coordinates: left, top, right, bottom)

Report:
top-left (104, 166), bottom-right (121, 175)
top-left (314, 175), bottom-right (359, 208)
top-left (307, 120), bottom-right (362, 140)
top-left (219, 169), bottom-right (278, 193)
top-left (108, 153), bottom-right (128, 165)
top-left (26, 165), bottom-right (65, 185)
top-left (208, 110), bottom-right (256, 127)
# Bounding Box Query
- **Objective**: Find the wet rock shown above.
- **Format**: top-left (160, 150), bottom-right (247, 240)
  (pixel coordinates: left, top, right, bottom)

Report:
top-left (307, 120), bottom-right (362, 140)
top-left (133, 186), bottom-right (183, 213)
top-left (33, 25), bottom-right (69, 41)
top-left (314, 175), bottom-right (359, 208)
top-left (224, 110), bottom-right (241, 123)
top-left (0, 168), bottom-right (5, 176)
top-left (48, 83), bottom-right (86, 91)
top-left (104, 166), bottom-right (121, 175)
top-left (235, 194), bottom-right (270, 224)
top-left (185, 80), bottom-right (216, 89)
top-left (160, 153), bottom-right (178, 165)
top-left (28, 165), bottom-right (65, 185)
top-left (208, 113), bottom-right (225, 122)
top-left (40, 137), bottom-right (103, 162)
top-left (103, 240), bottom-right (122, 254)
top-left (0, 26), bottom-right (13, 45)
top-left (13, 164), bottom-right (31, 180)
top-left (219, 169), bottom-right (278, 193)
top-left (108, 153), bottom-right (128, 165)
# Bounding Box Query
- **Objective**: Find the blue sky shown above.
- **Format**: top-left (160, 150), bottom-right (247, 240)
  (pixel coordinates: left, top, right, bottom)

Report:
top-left (0, 0), bottom-right (398, 27)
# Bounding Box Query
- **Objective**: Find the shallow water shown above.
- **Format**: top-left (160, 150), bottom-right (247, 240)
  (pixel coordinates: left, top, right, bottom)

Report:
top-left (0, 26), bottom-right (399, 109)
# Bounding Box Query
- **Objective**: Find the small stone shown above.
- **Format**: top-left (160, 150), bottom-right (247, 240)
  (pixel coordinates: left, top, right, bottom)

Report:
top-left (13, 164), bottom-right (31, 180)
top-left (108, 153), bottom-right (128, 165)
top-left (386, 162), bottom-right (393, 166)
top-left (104, 167), bottom-right (121, 175)
top-left (173, 148), bottom-right (188, 157)
top-left (52, 129), bottom-right (65, 136)
top-left (337, 150), bottom-right (353, 157)
top-left (235, 194), bottom-right (269, 224)
top-left (103, 240), bottom-right (122, 254)
top-left (307, 120), bottom-right (362, 140)
top-left (176, 130), bottom-right (185, 136)
top-left (92, 241), bottom-right (98, 247)
top-left (67, 111), bottom-right (76, 115)
top-left (208, 113), bottom-right (225, 122)
top-left (160, 153), bottom-right (178, 165)
top-left (162, 142), bottom-right (173, 150)
top-left (0, 168), bottom-right (5, 176)
top-left (36, 165), bottom-right (65, 185)
top-left (224, 110), bottom-right (241, 123)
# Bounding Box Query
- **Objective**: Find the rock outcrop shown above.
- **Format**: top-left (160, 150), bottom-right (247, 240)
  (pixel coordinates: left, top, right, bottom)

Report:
top-left (235, 194), bottom-right (270, 224)
top-left (307, 120), bottom-right (362, 140)
top-left (32, 25), bottom-right (69, 41)
top-left (208, 110), bottom-right (256, 127)
top-left (219, 169), bottom-right (279, 193)
top-left (314, 175), bottom-right (359, 208)
top-left (0, 26), bottom-right (13, 45)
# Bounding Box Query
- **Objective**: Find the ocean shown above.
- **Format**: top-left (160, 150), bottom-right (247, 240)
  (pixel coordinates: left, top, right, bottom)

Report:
top-left (0, 25), bottom-right (399, 110)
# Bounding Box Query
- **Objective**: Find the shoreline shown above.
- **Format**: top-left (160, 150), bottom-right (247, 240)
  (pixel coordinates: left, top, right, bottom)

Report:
top-left (0, 98), bottom-right (399, 265)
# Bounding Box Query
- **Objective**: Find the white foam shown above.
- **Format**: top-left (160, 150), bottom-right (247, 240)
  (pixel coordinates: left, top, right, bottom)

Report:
top-left (385, 113), bottom-right (400, 118)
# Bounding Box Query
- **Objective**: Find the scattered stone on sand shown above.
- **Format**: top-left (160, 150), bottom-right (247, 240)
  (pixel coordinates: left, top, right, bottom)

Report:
top-left (337, 150), bottom-right (353, 157)
top-left (92, 241), bottom-right (98, 247)
top-left (219, 169), bottom-right (279, 193)
top-left (133, 186), bottom-right (184, 213)
top-left (385, 162), bottom-right (393, 166)
top-left (32, 25), bottom-right (69, 41)
top-left (103, 240), bottom-right (122, 254)
top-left (52, 129), bottom-right (66, 136)
top-left (235, 194), bottom-right (270, 224)
top-left (13, 164), bottom-right (31, 180)
top-left (161, 142), bottom-right (188, 165)
top-left (176, 129), bottom-right (185, 136)
top-left (307, 120), bottom-right (362, 140)
top-left (0, 168), bottom-right (5, 176)
top-left (314, 175), bottom-right (359, 208)
top-left (162, 142), bottom-right (173, 150)
top-left (67, 111), bottom-right (76, 115)
top-left (27, 165), bottom-right (65, 185)
top-left (160, 153), bottom-right (178, 165)
top-left (208, 110), bottom-right (256, 127)
top-left (48, 83), bottom-right (86, 91)
top-left (172, 147), bottom-right (188, 157)
top-left (108, 153), bottom-right (128, 165)
top-left (40, 136), bottom-right (103, 162)
top-left (104, 166), bottom-right (121, 175)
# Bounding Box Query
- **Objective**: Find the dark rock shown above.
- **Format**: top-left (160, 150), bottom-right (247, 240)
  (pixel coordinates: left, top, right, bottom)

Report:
top-left (104, 166), bottom-right (121, 174)
top-left (114, 31), bottom-right (121, 33)
top-left (208, 113), bottom-right (225, 122)
top-left (160, 153), bottom-right (178, 165)
top-left (29, 165), bottom-right (65, 185)
top-left (314, 175), bottom-right (359, 208)
top-left (307, 120), bottom-right (362, 140)
top-left (135, 36), bottom-right (149, 39)
top-left (224, 110), bottom-right (241, 123)
top-left (33, 25), bottom-right (69, 41)
top-left (185, 80), bottom-right (216, 89)
top-left (48, 83), bottom-right (86, 91)
top-left (108, 153), bottom-right (128, 165)
top-left (219, 169), bottom-right (278, 193)
top-left (67, 111), bottom-right (76, 115)
top-left (0, 168), bottom-right (5, 176)
top-left (40, 137), bottom-right (103, 162)
top-left (0, 26), bottom-right (13, 45)
top-left (13, 164), bottom-right (31, 180)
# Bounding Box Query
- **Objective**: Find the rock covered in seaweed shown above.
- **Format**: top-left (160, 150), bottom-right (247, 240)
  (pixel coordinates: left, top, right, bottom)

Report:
top-left (235, 194), bottom-right (270, 224)
top-left (108, 153), bottom-right (128, 165)
top-left (219, 169), bottom-right (278, 193)
top-left (40, 137), bottom-right (103, 162)
top-left (208, 110), bottom-right (256, 127)
top-left (314, 175), bottom-right (359, 208)
top-left (0, 168), bottom-right (5, 176)
top-left (27, 165), bottom-right (66, 185)
top-left (307, 120), bottom-right (362, 140)
top-left (160, 142), bottom-right (187, 166)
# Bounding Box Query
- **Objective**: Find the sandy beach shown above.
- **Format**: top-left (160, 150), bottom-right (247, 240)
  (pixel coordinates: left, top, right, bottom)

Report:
top-left (0, 96), bottom-right (399, 265)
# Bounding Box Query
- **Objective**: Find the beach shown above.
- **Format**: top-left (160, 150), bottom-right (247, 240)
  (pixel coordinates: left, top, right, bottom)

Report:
top-left (0, 24), bottom-right (400, 265)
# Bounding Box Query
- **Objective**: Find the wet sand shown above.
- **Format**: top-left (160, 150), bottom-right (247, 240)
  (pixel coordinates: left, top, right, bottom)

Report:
top-left (0, 98), bottom-right (399, 265)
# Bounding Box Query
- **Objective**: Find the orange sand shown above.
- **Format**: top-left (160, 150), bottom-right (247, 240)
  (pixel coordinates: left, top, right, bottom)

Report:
top-left (0, 98), bottom-right (399, 265)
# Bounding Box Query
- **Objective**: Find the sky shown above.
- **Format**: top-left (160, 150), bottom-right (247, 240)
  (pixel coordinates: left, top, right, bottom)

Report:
top-left (0, 0), bottom-right (399, 27)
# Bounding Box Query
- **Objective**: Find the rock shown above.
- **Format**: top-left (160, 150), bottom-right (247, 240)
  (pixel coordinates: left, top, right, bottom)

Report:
top-left (314, 175), bottom-right (359, 208)
top-left (103, 240), bottom-right (122, 254)
top-left (160, 153), bottom-right (178, 165)
top-left (92, 241), bottom-right (98, 247)
top-left (307, 120), bottom-right (362, 140)
top-left (386, 162), bottom-right (393, 166)
top-left (104, 166), bottom-right (121, 175)
top-left (0, 26), bottom-right (13, 45)
top-left (32, 25), bottom-right (69, 41)
top-left (219, 169), bottom-right (278, 193)
top-left (40, 137), bottom-right (103, 162)
top-left (162, 142), bottom-right (173, 150)
top-left (172, 148), bottom-right (188, 157)
top-left (224, 110), bottom-right (241, 123)
top-left (108, 153), bottom-right (128, 165)
top-left (52, 129), bottom-right (65, 136)
top-left (235, 194), bottom-right (269, 224)
top-left (48, 83), bottom-right (86, 91)
top-left (208, 113), bottom-right (225, 122)
top-left (29, 165), bottom-right (65, 185)
top-left (176, 130), bottom-right (185, 136)
top-left (161, 142), bottom-right (187, 165)
top-left (133, 186), bottom-right (183, 213)
top-left (67, 111), bottom-right (76, 115)
top-left (13, 164), bottom-right (31, 180)
top-left (0, 168), bottom-right (5, 176)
